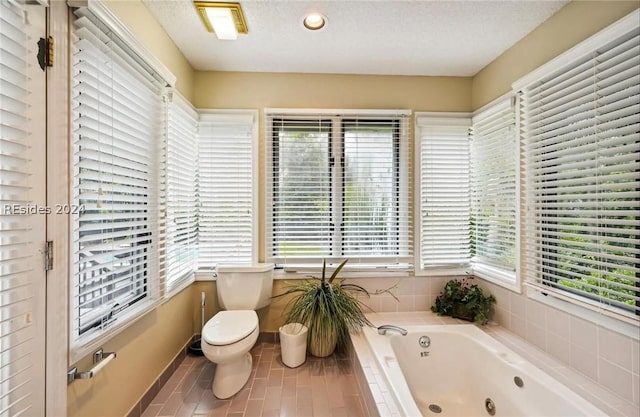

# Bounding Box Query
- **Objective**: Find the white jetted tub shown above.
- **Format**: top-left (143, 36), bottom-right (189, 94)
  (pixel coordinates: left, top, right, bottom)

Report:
top-left (363, 324), bottom-right (607, 417)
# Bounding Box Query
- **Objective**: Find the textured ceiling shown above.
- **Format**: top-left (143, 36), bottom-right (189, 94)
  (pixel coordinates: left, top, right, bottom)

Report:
top-left (143, 0), bottom-right (568, 76)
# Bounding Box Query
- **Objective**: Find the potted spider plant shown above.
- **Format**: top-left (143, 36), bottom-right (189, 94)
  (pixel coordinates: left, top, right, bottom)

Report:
top-left (275, 259), bottom-right (395, 357)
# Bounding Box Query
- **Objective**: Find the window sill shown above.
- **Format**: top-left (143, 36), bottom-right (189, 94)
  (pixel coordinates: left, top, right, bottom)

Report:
top-left (277, 264), bottom-right (411, 279)
top-left (69, 297), bottom-right (161, 364)
top-left (194, 270), bottom-right (217, 281)
top-left (194, 266), bottom-right (412, 281)
top-left (162, 274), bottom-right (196, 303)
top-left (471, 263), bottom-right (521, 294)
top-left (414, 266), bottom-right (471, 277)
top-left (527, 287), bottom-right (640, 341)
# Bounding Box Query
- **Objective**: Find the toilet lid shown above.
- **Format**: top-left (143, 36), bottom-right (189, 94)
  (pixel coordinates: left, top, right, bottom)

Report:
top-left (202, 310), bottom-right (258, 346)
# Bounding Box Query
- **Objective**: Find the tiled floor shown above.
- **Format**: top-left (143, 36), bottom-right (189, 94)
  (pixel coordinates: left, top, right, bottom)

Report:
top-left (141, 341), bottom-right (368, 417)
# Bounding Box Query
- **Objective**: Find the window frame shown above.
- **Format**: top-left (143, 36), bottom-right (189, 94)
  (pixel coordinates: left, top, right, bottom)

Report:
top-left (271, 117), bottom-right (334, 261)
top-left (514, 9), bottom-right (640, 328)
top-left (68, 1), bottom-right (175, 362)
top-left (162, 90), bottom-right (199, 296)
top-left (469, 96), bottom-right (521, 292)
top-left (341, 118), bottom-right (404, 258)
top-left (414, 112), bottom-right (472, 277)
top-left (265, 109), bottom-right (412, 271)
top-left (195, 110), bottom-right (259, 271)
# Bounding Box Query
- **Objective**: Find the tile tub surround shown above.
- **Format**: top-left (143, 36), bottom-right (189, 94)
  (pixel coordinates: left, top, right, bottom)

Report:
top-left (351, 311), bottom-right (639, 417)
top-left (271, 274), bottom-right (459, 316)
top-left (476, 280), bottom-right (640, 407)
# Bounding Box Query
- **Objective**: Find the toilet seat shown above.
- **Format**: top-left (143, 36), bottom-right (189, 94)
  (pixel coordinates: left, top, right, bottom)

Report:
top-left (202, 310), bottom-right (258, 346)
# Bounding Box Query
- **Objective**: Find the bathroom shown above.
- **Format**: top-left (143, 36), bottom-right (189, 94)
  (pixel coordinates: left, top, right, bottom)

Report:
top-left (0, 0), bottom-right (638, 416)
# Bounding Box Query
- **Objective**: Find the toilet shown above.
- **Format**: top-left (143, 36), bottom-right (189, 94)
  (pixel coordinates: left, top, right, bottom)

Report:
top-left (201, 263), bottom-right (274, 399)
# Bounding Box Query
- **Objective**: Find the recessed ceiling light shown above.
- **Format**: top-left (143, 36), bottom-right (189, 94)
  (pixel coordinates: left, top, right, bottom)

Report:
top-left (303, 13), bottom-right (326, 31)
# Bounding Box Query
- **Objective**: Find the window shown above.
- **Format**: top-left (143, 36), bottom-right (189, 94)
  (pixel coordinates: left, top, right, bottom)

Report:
top-left (415, 114), bottom-right (471, 274)
top-left (269, 118), bottom-right (332, 259)
top-left (343, 120), bottom-right (410, 258)
top-left (265, 110), bottom-right (411, 268)
top-left (163, 92), bottom-right (198, 292)
top-left (197, 112), bottom-right (257, 268)
top-left (470, 99), bottom-right (518, 286)
top-left (71, 7), bottom-right (169, 350)
top-left (518, 21), bottom-right (639, 322)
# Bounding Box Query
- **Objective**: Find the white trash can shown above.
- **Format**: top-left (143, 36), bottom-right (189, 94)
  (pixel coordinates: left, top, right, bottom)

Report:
top-left (279, 323), bottom-right (308, 368)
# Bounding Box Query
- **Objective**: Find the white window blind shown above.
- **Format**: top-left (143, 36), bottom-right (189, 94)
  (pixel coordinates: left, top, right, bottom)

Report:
top-left (267, 117), bottom-right (332, 260)
top-left (162, 93), bottom-right (198, 292)
top-left (520, 25), bottom-right (640, 321)
top-left (342, 119), bottom-right (411, 259)
top-left (71, 7), bottom-right (164, 347)
top-left (0, 2), bottom-right (45, 415)
top-left (197, 112), bottom-right (257, 268)
top-left (265, 110), bottom-right (411, 267)
top-left (416, 115), bottom-right (471, 271)
top-left (470, 99), bottom-right (517, 279)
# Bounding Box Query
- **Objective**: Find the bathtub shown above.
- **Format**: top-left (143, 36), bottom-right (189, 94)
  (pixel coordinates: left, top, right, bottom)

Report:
top-left (362, 324), bottom-right (607, 417)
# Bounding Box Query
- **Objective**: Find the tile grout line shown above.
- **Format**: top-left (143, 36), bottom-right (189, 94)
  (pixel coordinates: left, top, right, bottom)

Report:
top-left (141, 336), bottom-right (370, 417)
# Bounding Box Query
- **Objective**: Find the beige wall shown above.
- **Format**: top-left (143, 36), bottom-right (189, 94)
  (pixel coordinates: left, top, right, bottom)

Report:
top-left (471, 1), bottom-right (639, 109)
top-left (193, 72), bottom-right (472, 111)
top-left (104, 0), bottom-right (195, 101)
top-left (192, 281), bottom-right (220, 330)
top-left (259, 281), bottom-right (298, 332)
top-left (67, 286), bottom-right (194, 417)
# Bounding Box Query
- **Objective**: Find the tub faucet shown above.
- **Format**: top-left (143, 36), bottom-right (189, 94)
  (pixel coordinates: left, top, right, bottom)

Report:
top-left (377, 325), bottom-right (408, 336)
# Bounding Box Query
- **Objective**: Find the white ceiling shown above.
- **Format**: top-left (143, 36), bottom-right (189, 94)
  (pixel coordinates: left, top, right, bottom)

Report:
top-left (143, 0), bottom-right (568, 76)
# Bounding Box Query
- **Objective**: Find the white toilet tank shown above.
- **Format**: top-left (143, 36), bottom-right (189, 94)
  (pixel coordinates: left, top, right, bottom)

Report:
top-left (216, 263), bottom-right (275, 310)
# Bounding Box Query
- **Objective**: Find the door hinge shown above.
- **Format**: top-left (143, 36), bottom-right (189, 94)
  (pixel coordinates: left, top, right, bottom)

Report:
top-left (37, 36), bottom-right (54, 70)
top-left (45, 241), bottom-right (54, 271)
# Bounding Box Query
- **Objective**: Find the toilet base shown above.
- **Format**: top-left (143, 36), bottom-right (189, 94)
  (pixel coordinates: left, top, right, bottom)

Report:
top-left (212, 351), bottom-right (253, 399)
